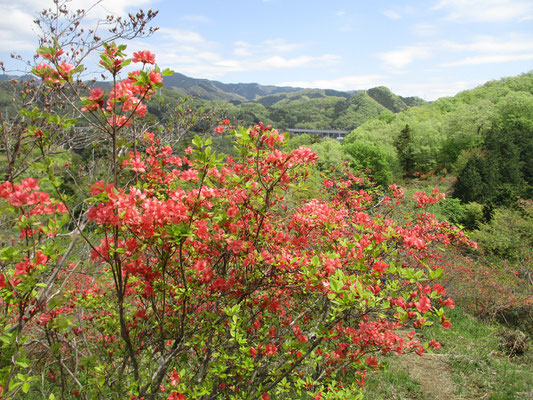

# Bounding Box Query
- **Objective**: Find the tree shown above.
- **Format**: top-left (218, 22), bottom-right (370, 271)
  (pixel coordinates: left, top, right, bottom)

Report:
top-left (310, 138), bottom-right (349, 171)
top-left (344, 141), bottom-right (393, 186)
top-left (453, 93), bottom-right (533, 206)
top-left (453, 155), bottom-right (493, 204)
top-left (394, 124), bottom-right (415, 176)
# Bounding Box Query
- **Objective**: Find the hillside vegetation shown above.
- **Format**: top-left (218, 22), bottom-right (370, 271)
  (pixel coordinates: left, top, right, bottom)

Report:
top-left (149, 80), bottom-right (427, 131)
top-left (344, 72), bottom-right (533, 182)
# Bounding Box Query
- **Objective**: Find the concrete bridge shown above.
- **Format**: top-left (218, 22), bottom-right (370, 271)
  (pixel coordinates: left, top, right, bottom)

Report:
top-left (286, 128), bottom-right (349, 141)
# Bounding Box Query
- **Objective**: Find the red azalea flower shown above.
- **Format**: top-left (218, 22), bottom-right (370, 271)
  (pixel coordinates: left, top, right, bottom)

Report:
top-left (133, 50), bottom-right (156, 64)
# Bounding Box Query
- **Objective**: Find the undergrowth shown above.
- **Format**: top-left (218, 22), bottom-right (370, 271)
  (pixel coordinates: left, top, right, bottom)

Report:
top-left (364, 306), bottom-right (533, 399)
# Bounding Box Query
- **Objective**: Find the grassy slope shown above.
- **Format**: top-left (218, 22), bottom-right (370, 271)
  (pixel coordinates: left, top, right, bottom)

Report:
top-left (363, 304), bottom-right (533, 400)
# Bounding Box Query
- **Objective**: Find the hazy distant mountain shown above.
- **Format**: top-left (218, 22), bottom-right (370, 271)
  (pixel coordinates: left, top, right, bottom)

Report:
top-left (161, 73), bottom-right (425, 113)
top-left (0, 74), bottom-right (34, 82)
top-left (162, 73), bottom-right (304, 102)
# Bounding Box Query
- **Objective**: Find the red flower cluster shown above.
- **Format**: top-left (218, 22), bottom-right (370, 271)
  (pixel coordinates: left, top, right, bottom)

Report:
top-left (133, 50), bottom-right (156, 64)
top-left (0, 178), bottom-right (66, 215)
top-left (413, 188), bottom-right (446, 208)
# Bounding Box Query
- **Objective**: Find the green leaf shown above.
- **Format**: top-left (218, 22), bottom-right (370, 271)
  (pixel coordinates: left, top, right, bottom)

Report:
top-left (15, 360), bottom-right (28, 368)
top-left (47, 115), bottom-right (60, 125)
top-left (8, 380), bottom-right (21, 391)
top-left (162, 68), bottom-right (174, 77)
top-left (329, 277), bottom-right (342, 293)
top-left (64, 119), bottom-right (78, 128)
top-left (72, 65), bottom-right (84, 74)
top-left (37, 47), bottom-right (54, 56)
top-left (193, 135), bottom-right (202, 148)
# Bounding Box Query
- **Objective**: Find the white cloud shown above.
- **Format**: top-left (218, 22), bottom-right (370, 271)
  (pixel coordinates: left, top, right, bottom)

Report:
top-left (0, 8), bottom-right (37, 52)
top-left (383, 5), bottom-right (417, 20)
top-left (380, 33), bottom-right (533, 72)
top-left (164, 53), bottom-right (340, 78)
top-left (379, 45), bottom-right (431, 69)
top-left (130, 28), bottom-right (340, 80)
top-left (433, 0), bottom-right (533, 22)
top-left (259, 54), bottom-right (340, 69)
top-left (128, 27), bottom-right (221, 75)
top-left (391, 79), bottom-right (483, 101)
top-left (412, 23), bottom-right (438, 37)
top-left (280, 75), bottom-right (386, 91)
top-left (442, 53), bottom-right (533, 67)
top-left (334, 9), bottom-right (355, 32)
top-left (443, 35), bottom-right (533, 53)
top-left (0, 0), bottom-right (45, 52)
top-left (157, 27), bottom-right (207, 45)
top-left (441, 34), bottom-right (533, 67)
top-left (68, 0), bottom-right (156, 20)
top-left (383, 9), bottom-right (401, 20)
top-left (233, 38), bottom-right (304, 57)
top-left (0, 0), bottom-right (158, 56)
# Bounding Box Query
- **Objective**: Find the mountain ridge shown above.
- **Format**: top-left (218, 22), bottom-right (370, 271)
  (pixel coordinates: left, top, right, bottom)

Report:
top-left (162, 72), bottom-right (305, 102)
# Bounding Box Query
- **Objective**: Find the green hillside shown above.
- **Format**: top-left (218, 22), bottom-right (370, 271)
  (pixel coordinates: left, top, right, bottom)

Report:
top-left (344, 72), bottom-right (533, 189)
top-left (146, 83), bottom-right (426, 132)
top-left (161, 72), bottom-right (304, 101)
top-left (0, 71), bottom-right (425, 133)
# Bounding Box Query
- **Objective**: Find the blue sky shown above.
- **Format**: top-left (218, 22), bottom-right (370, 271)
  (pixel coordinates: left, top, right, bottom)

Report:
top-left (1, 0), bottom-right (533, 100)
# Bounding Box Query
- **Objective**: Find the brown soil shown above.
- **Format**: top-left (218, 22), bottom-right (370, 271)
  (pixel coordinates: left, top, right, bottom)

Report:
top-left (396, 352), bottom-right (459, 400)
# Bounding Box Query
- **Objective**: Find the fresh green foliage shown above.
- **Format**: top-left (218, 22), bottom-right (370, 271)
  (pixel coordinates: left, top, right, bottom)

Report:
top-left (140, 84), bottom-right (426, 133)
top-left (453, 94), bottom-right (533, 206)
top-left (344, 72), bottom-right (533, 185)
top-left (344, 140), bottom-right (393, 186)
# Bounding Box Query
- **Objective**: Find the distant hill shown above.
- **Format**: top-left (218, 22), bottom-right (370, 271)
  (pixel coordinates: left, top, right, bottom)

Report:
top-left (161, 73), bottom-right (426, 113)
top-left (247, 86), bottom-right (426, 130)
top-left (153, 72), bottom-right (427, 130)
top-left (0, 74), bottom-right (35, 82)
top-left (162, 73), bottom-right (304, 102)
top-left (254, 88), bottom-right (355, 108)
top-left (367, 86), bottom-right (426, 111)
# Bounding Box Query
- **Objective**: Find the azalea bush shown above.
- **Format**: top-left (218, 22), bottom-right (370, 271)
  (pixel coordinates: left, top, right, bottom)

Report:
top-left (0, 4), bottom-right (477, 400)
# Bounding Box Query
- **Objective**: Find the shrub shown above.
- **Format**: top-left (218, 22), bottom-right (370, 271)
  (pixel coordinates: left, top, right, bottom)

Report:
top-left (0, 4), bottom-right (474, 399)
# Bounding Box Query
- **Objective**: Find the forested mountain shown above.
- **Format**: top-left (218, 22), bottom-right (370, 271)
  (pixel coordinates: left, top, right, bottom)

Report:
top-left (342, 72), bottom-right (533, 205)
top-left (162, 72), bottom-right (303, 102)
top-left (260, 87), bottom-right (424, 130)
top-left (154, 75), bottom-right (427, 131)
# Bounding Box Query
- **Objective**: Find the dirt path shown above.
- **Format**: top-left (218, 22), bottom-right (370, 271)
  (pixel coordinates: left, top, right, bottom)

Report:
top-left (396, 352), bottom-right (458, 400)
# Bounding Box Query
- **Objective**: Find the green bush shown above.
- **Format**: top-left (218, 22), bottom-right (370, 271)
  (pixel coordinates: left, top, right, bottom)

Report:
top-left (344, 140), bottom-right (393, 186)
top-left (472, 205), bottom-right (533, 260)
top-left (463, 202), bottom-right (484, 230)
